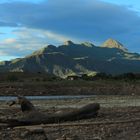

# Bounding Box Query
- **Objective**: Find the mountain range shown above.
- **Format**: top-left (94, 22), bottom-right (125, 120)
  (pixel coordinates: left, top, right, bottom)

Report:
top-left (0, 38), bottom-right (140, 78)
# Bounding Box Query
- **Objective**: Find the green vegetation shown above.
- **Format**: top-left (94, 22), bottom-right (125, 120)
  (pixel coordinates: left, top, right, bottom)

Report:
top-left (0, 72), bottom-right (139, 96)
top-left (0, 72), bottom-right (60, 83)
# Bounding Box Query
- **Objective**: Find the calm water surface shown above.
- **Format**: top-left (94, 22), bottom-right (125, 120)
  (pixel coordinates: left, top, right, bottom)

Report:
top-left (0, 95), bottom-right (95, 101)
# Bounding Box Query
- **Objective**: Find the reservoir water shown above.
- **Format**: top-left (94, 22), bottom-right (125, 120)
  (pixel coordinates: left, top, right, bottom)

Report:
top-left (0, 95), bottom-right (140, 108)
top-left (0, 95), bottom-right (95, 101)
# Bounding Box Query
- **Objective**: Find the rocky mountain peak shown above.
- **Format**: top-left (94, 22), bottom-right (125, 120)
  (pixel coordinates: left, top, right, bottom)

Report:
top-left (81, 42), bottom-right (95, 48)
top-left (102, 38), bottom-right (127, 51)
top-left (64, 40), bottom-right (75, 46)
top-left (0, 39), bottom-right (140, 78)
top-left (31, 45), bottom-right (56, 56)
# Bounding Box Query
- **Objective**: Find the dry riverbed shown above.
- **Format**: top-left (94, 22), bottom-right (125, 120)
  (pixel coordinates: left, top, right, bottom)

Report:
top-left (0, 80), bottom-right (140, 96)
top-left (0, 96), bottom-right (140, 140)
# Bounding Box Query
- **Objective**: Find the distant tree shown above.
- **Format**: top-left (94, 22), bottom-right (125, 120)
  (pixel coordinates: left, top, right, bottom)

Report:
top-left (81, 74), bottom-right (89, 80)
top-left (124, 73), bottom-right (135, 79)
top-left (114, 73), bottom-right (136, 80)
top-left (94, 72), bottom-right (108, 79)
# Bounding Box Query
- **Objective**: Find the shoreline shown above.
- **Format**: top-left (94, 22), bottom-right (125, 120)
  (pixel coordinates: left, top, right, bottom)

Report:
top-left (1, 95), bottom-right (140, 108)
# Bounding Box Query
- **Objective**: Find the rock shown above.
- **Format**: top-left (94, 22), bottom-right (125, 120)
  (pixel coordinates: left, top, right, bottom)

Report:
top-left (18, 126), bottom-right (48, 140)
top-left (20, 131), bottom-right (29, 138)
top-left (93, 137), bottom-right (102, 140)
top-left (19, 126), bottom-right (45, 134)
top-left (56, 134), bottom-right (80, 140)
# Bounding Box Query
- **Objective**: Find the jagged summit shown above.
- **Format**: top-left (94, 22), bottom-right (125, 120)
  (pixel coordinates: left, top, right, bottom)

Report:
top-left (101, 38), bottom-right (127, 51)
top-left (64, 40), bottom-right (75, 46)
top-left (81, 42), bottom-right (95, 47)
top-left (64, 40), bottom-right (95, 48)
top-left (30, 45), bottom-right (56, 56)
top-left (0, 39), bottom-right (140, 77)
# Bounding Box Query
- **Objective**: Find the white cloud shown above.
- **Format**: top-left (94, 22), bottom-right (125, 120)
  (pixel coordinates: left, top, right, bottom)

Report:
top-left (13, 28), bottom-right (77, 44)
top-left (3, 38), bottom-right (16, 44)
top-left (0, 50), bottom-right (7, 55)
top-left (0, 27), bottom-right (79, 57)
top-left (0, 0), bottom-right (140, 53)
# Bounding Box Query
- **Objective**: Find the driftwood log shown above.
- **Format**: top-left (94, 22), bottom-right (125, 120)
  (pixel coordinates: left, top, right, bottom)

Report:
top-left (8, 96), bottom-right (35, 112)
top-left (17, 96), bottom-right (35, 112)
top-left (1, 96), bottom-right (100, 127)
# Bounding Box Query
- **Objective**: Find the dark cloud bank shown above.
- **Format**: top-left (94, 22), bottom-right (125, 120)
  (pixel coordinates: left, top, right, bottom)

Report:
top-left (0, 0), bottom-right (140, 52)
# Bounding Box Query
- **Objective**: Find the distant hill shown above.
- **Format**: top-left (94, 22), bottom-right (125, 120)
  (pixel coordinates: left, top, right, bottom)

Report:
top-left (0, 39), bottom-right (140, 78)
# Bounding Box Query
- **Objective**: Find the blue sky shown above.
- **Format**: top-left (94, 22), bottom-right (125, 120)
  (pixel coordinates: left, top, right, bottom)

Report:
top-left (0, 0), bottom-right (140, 61)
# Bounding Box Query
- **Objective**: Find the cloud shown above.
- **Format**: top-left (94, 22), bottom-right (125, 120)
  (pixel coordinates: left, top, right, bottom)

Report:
top-left (0, 50), bottom-right (7, 55)
top-left (0, 0), bottom-right (43, 4)
top-left (2, 38), bottom-right (16, 44)
top-left (0, 0), bottom-right (140, 52)
top-left (0, 27), bottom-right (78, 57)
top-left (0, 20), bottom-right (18, 27)
top-left (13, 28), bottom-right (78, 44)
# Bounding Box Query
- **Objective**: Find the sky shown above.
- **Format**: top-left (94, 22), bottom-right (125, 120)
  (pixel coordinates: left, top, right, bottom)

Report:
top-left (0, 0), bottom-right (140, 61)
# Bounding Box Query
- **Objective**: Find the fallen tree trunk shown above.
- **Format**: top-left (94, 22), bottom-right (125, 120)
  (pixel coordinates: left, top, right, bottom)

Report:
top-left (0, 103), bottom-right (100, 127)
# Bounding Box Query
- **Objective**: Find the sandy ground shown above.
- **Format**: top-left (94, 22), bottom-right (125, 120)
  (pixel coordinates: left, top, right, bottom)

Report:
top-left (0, 96), bottom-right (140, 140)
